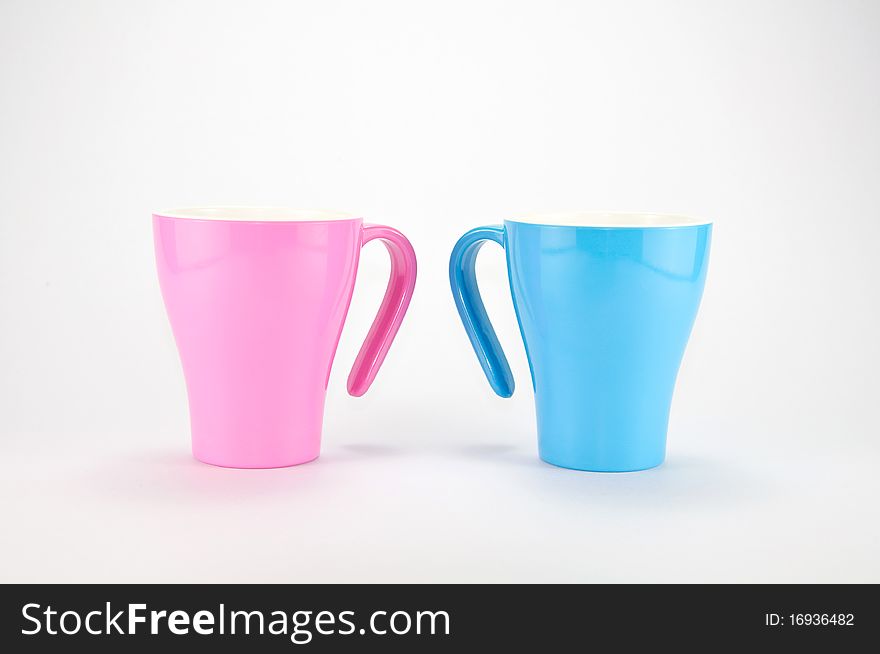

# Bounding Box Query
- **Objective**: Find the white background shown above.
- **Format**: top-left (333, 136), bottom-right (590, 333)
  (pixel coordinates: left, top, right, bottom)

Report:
top-left (1, 0), bottom-right (878, 582)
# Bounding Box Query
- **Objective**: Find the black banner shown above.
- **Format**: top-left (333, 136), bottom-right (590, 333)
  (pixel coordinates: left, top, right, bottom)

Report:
top-left (0, 584), bottom-right (875, 650)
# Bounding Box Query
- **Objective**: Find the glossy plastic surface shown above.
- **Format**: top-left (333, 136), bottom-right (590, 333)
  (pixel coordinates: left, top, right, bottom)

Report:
top-left (154, 214), bottom-right (417, 468)
top-left (450, 220), bottom-right (711, 472)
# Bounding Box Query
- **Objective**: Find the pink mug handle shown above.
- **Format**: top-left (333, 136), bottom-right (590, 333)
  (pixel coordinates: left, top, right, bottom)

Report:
top-left (346, 224), bottom-right (418, 397)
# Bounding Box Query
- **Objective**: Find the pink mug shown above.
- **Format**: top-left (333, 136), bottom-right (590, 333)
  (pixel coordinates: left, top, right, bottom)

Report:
top-left (153, 207), bottom-right (417, 468)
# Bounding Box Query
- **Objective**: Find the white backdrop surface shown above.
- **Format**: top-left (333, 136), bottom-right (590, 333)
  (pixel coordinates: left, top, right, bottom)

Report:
top-left (0, 0), bottom-right (878, 582)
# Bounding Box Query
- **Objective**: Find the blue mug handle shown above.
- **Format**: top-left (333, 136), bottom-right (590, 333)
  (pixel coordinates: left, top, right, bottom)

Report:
top-left (448, 225), bottom-right (515, 398)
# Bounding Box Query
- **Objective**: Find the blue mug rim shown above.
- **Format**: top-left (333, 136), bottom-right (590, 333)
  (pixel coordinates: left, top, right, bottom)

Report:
top-left (505, 211), bottom-right (712, 229)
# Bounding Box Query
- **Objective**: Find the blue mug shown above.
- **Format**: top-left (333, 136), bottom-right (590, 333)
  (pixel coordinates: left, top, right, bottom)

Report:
top-left (450, 212), bottom-right (711, 472)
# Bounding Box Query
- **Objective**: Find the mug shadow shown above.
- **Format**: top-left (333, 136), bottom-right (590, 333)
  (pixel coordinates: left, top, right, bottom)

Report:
top-left (80, 433), bottom-right (766, 512)
top-left (322, 443), bottom-right (403, 463)
top-left (455, 441), bottom-right (770, 511)
top-left (81, 439), bottom-right (405, 505)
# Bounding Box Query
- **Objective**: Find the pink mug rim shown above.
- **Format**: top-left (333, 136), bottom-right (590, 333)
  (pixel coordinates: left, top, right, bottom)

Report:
top-left (153, 206), bottom-right (362, 224)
